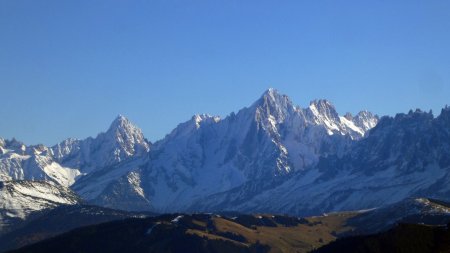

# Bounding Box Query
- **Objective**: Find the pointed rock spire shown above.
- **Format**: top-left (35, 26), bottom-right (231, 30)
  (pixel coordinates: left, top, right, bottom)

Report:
top-left (252, 88), bottom-right (296, 122)
top-left (257, 88), bottom-right (292, 106)
top-left (108, 114), bottom-right (133, 133)
top-left (105, 115), bottom-right (150, 156)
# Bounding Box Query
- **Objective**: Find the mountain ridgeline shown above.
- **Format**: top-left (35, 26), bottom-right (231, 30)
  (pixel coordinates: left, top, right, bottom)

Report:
top-left (1, 89), bottom-right (449, 217)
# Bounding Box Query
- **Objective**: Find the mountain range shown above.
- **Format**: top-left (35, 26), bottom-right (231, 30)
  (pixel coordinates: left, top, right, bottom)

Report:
top-left (1, 88), bottom-right (449, 218)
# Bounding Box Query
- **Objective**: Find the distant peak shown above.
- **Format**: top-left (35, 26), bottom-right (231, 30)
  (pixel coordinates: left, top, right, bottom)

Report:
top-left (352, 110), bottom-right (379, 132)
top-left (355, 110), bottom-right (378, 119)
top-left (191, 114), bottom-right (221, 128)
top-left (264, 87), bottom-right (277, 95)
top-left (108, 114), bottom-right (137, 133)
top-left (114, 114), bottom-right (128, 123)
top-left (309, 99), bottom-right (334, 108)
top-left (308, 99), bottom-right (340, 122)
top-left (192, 114), bottom-right (218, 121)
top-left (260, 88), bottom-right (283, 100)
top-left (254, 88), bottom-right (292, 107)
top-left (309, 99), bottom-right (338, 114)
top-left (103, 115), bottom-right (150, 154)
top-left (250, 88), bottom-right (296, 123)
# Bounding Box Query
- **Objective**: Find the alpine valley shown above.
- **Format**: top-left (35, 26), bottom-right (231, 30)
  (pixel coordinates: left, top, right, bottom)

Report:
top-left (2, 89), bottom-right (450, 253)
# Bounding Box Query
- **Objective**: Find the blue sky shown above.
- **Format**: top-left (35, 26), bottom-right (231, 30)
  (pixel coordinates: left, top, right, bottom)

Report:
top-left (1, 0), bottom-right (449, 145)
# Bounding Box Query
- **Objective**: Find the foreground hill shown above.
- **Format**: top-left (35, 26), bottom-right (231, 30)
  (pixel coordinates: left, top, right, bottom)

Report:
top-left (7, 213), bottom-right (358, 253)
top-left (0, 205), bottom-right (150, 253)
top-left (4, 198), bottom-right (450, 253)
top-left (3, 197), bottom-right (450, 253)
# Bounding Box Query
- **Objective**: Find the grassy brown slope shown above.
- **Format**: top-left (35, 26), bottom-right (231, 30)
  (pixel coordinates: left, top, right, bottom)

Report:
top-left (186, 212), bottom-right (359, 253)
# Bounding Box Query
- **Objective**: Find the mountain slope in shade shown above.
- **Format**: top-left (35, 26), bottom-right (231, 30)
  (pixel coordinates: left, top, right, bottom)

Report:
top-left (312, 223), bottom-right (450, 253)
top-left (347, 198), bottom-right (450, 235)
top-left (197, 108), bottom-right (450, 216)
top-left (91, 89), bottom-right (378, 212)
top-left (0, 180), bottom-right (80, 234)
top-left (0, 204), bottom-right (151, 253)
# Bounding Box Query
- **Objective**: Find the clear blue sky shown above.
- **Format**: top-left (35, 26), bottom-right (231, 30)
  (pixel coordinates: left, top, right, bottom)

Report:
top-left (1, 0), bottom-right (449, 145)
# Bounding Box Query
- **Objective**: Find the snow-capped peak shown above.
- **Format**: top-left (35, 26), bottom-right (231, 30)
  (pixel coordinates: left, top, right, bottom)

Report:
top-left (159, 114), bottom-right (221, 144)
top-left (252, 88), bottom-right (296, 124)
top-left (106, 115), bottom-right (147, 146)
top-left (304, 100), bottom-right (379, 138)
top-left (306, 99), bottom-right (343, 135)
top-left (49, 115), bottom-right (151, 176)
top-left (192, 114), bottom-right (221, 129)
top-left (93, 115), bottom-right (150, 163)
top-left (263, 87), bottom-right (282, 100)
top-left (107, 114), bottom-right (136, 134)
top-left (353, 110), bottom-right (379, 132)
top-left (256, 88), bottom-right (293, 107)
top-left (308, 99), bottom-right (340, 123)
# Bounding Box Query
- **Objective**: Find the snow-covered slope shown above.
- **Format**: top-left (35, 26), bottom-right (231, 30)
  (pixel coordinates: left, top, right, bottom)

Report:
top-left (91, 89), bottom-right (379, 212)
top-left (0, 180), bottom-right (80, 233)
top-left (0, 140), bottom-right (81, 187)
